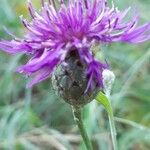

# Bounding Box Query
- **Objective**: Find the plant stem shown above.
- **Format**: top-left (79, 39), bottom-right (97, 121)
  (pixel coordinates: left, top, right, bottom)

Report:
top-left (108, 115), bottom-right (118, 150)
top-left (72, 106), bottom-right (93, 150)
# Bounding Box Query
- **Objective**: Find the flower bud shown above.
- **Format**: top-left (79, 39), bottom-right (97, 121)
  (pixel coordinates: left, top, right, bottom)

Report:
top-left (102, 69), bottom-right (115, 96)
top-left (52, 51), bottom-right (97, 106)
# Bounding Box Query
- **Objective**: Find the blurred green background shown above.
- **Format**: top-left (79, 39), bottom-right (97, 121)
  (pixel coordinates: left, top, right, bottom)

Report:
top-left (0, 0), bottom-right (150, 150)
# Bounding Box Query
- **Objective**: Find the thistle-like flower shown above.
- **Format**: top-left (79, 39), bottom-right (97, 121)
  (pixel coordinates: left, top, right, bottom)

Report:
top-left (0, 0), bottom-right (150, 106)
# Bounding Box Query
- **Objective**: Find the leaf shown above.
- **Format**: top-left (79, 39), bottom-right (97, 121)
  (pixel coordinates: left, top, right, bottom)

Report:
top-left (95, 91), bottom-right (118, 150)
top-left (95, 91), bottom-right (113, 116)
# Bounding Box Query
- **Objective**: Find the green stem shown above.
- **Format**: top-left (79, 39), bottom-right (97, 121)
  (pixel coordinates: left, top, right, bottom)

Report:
top-left (72, 106), bottom-right (93, 150)
top-left (108, 115), bottom-right (118, 150)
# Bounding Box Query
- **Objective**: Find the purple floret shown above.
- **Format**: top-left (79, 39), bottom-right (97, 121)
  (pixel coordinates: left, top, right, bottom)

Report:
top-left (0, 0), bottom-right (150, 92)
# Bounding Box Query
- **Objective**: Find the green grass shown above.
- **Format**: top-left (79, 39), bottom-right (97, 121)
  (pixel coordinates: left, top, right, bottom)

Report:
top-left (0, 0), bottom-right (150, 149)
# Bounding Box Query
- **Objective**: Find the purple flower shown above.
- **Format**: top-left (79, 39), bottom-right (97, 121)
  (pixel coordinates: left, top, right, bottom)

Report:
top-left (0, 0), bottom-right (150, 92)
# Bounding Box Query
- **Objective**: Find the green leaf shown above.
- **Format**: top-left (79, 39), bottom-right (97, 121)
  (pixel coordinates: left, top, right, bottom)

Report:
top-left (96, 91), bottom-right (113, 116)
top-left (95, 91), bottom-right (118, 150)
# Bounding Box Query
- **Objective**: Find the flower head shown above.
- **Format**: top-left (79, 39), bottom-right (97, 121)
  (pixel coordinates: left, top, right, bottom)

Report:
top-left (0, 0), bottom-right (150, 93)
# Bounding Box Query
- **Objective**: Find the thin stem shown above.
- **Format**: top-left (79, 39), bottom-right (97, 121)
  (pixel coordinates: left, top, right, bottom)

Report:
top-left (107, 95), bottom-right (117, 150)
top-left (107, 96), bottom-right (118, 150)
top-left (108, 115), bottom-right (118, 150)
top-left (72, 106), bottom-right (93, 150)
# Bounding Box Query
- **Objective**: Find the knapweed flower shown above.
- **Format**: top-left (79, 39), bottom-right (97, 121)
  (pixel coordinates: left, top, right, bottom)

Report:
top-left (0, 0), bottom-right (150, 105)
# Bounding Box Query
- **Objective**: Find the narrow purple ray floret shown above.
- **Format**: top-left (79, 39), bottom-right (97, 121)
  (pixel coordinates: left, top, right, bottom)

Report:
top-left (0, 0), bottom-right (150, 92)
